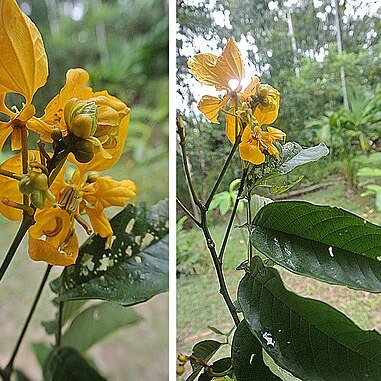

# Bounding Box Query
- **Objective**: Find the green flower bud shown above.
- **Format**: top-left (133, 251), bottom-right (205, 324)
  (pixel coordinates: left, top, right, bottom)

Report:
top-left (51, 128), bottom-right (63, 141)
top-left (18, 177), bottom-right (33, 195)
top-left (31, 190), bottom-right (47, 209)
top-left (29, 171), bottom-right (49, 191)
top-left (72, 138), bottom-right (95, 163)
top-left (64, 98), bottom-right (97, 139)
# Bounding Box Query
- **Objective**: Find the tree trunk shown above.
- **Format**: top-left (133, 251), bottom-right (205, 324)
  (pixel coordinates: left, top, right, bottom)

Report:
top-left (91, 0), bottom-right (110, 67)
top-left (287, 9), bottom-right (300, 77)
top-left (334, 0), bottom-right (349, 110)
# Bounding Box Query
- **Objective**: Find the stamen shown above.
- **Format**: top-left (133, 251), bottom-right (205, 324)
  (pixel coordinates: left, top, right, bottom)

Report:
top-left (61, 228), bottom-right (75, 250)
top-left (59, 187), bottom-right (81, 213)
top-left (43, 216), bottom-right (63, 237)
top-left (75, 213), bottom-right (92, 235)
top-left (2, 199), bottom-right (34, 215)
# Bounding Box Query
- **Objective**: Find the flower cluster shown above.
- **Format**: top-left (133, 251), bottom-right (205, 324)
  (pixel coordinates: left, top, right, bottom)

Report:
top-left (188, 37), bottom-right (286, 164)
top-left (0, 0), bottom-right (135, 266)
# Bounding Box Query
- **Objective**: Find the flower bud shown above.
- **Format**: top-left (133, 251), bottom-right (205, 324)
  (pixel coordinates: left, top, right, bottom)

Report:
top-left (18, 177), bottom-right (33, 195)
top-left (258, 85), bottom-right (270, 98)
top-left (31, 189), bottom-right (46, 209)
top-left (72, 138), bottom-right (95, 163)
top-left (85, 171), bottom-right (100, 183)
top-left (176, 364), bottom-right (185, 376)
top-left (64, 98), bottom-right (97, 139)
top-left (51, 128), bottom-right (63, 141)
top-left (29, 171), bottom-right (49, 191)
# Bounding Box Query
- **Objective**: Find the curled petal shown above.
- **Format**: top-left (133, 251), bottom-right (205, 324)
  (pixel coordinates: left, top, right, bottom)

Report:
top-left (198, 95), bottom-right (228, 123)
top-left (28, 235), bottom-right (78, 266)
top-left (0, 0), bottom-right (48, 103)
top-left (85, 205), bottom-right (113, 241)
top-left (0, 122), bottom-right (13, 154)
top-left (225, 108), bottom-right (243, 144)
top-left (239, 139), bottom-right (265, 164)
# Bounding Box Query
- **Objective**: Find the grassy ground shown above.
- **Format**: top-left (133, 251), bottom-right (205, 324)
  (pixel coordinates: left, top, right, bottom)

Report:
top-left (0, 150), bottom-right (169, 381)
top-left (177, 179), bottom-right (381, 357)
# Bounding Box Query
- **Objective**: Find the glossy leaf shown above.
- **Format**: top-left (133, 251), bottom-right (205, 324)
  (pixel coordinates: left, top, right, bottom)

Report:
top-left (231, 320), bottom-right (281, 381)
top-left (186, 340), bottom-right (223, 381)
top-left (198, 358), bottom-right (232, 380)
top-left (51, 200), bottom-right (169, 305)
top-left (250, 201), bottom-right (381, 292)
top-left (278, 143), bottom-right (329, 175)
top-left (0, 0), bottom-right (48, 102)
top-left (238, 257), bottom-right (381, 381)
top-left (62, 302), bottom-right (141, 352)
top-left (43, 347), bottom-right (106, 381)
top-left (32, 342), bottom-right (51, 368)
top-left (262, 351), bottom-right (302, 381)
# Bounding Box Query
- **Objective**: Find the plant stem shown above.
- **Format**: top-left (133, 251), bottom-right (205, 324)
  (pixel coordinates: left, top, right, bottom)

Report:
top-left (205, 132), bottom-right (242, 209)
top-left (218, 168), bottom-right (248, 262)
top-left (0, 216), bottom-right (34, 283)
top-left (3, 265), bottom-right (52, 379)
top-left (200, 208), bottom-right (240, 326)
top-left (0, 169), bottom-right (23, 181)
top-left (56, 302), bottom-right (63, 347)
top-left (176, 198), bottom-right (201, 226)
top-left (20, 126), bottom-right (29, 212)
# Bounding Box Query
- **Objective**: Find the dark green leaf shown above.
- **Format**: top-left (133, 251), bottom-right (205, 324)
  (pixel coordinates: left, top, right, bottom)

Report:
top-left (262, 351), bottom-right (302, 381)
top-left (43, 347), bottom-right (106, 381)
top-left (231, 320), bottom-right (281, 381)
top-left (43, 301), bottom-right (86, 335)
top-left (186, 340), bottom-right (223, 381)
top-left (278, 143), bottom-right (329, 175)
top-left (14, 370), bottom-right (32, 381)
top-left (238, 257), bottom-right (381, 381)
top-left (199, 358), bottom-right (232, 380)
top-left (32, 342), bottom-right (52, 368)
top-left (62, 302), bottom-right (141, 352)
top-left (207, 325), bottom-right (226, 336)
top-left (251, 201), bottom-right (381, 292)
top-left (51, 200), bottom-right (169, 306)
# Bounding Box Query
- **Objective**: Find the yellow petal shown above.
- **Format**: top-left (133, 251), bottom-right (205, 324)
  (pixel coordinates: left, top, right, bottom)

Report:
top-left (83, 176), bottom-right (136, 209)
top-left (85, 205), bottom-right (113, 239)
top-left (255, 88), bottom-right (280, 126)
top-left (0, 122), bottom-right (13, 153)
top-left (238, 76), bottom-right (260, 101)
top-left (216, 37), bottom-right (244, 86)
top-left (239, 127), bottom-right (265, 164)
top-left (28, 235), bottom-right (78, 266)
top-left (0, 0), bottom-right (48, 103)
top-left (198, 95), bottom-right (228, 123)
top-left (188, 53), bottom-right (222, 88)
top-left (0, 93), bottom-right (13, 117)
top-left (225, 108), bottom-right (243, 144)
top-left (74, 111), bottom-right (130, 172)
top-left (38, 68), bottom-right (93, 140)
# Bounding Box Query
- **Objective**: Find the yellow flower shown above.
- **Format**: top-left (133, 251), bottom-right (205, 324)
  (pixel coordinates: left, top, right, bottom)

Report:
top-left (0, 0), bottom-right (48, 151)
top-left (0, 152), bottom-right (136, 266)
top-left (28, 68), bottom-right (131, 171)
top-left (188, 37), bottom-right (279, 127)
top-left (28, 168), bottom-right (136, 266)
top-left (239, 125), bottom-right (286, 165)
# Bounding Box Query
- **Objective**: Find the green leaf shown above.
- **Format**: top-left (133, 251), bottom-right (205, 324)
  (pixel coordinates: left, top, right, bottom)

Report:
top-left (358, 167), bottom-right (381, 177)
top-left (219, 196), bottom-right (232, 216)
top-left (199, 358), bottom-right (232, 380)
top-left (43, 347), bottom-right (106, 381)
top-left (207, 325), bottom-right (226, 336)
top-left (262, 351), bottom-right (302, 381)
top-left (250, 194), bottom-right (273, 217)
top-left (51, 200), bottom-right (169, 306)
top-left (186, 340), bottom-right (223, 381)
top-left (43, 301), bottom-right (87, 335)
top-left (238, 257), bottom-right (381, 381)
top-left (32, 342), bottom-right (52, 368)
top-left (231, 320), bottom-right (281, 381)
top-left (278, 143), bottom-right (329, 175)
top-left (269, 176), bottom-right (304, 194)
top-left (250, 201), bottom-right (381, 292)
top-left (62, 302), bottom-right (141, 352)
